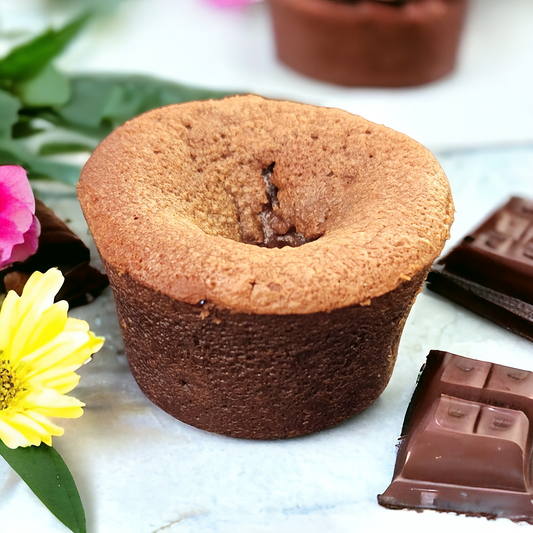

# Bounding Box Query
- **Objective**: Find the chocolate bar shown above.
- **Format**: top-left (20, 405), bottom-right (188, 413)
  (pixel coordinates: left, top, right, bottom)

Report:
top-left (1, 200), bottom-right (109, 307)
top-left (378, 351), bottom-right (533, 523)
top-left (427, 196), bottom-right (533, 341)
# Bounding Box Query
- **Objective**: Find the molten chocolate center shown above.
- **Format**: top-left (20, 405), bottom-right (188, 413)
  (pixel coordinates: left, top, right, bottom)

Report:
top-left (252, 163), bottom-right (314, 249)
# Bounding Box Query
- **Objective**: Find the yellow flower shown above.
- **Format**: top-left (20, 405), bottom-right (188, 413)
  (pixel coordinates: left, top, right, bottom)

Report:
top-left (0, 268), bottom-right (103, 449)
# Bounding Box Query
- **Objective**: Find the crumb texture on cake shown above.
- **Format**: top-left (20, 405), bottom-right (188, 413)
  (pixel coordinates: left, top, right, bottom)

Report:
top-left (78, 94), bottom-right (453, 314)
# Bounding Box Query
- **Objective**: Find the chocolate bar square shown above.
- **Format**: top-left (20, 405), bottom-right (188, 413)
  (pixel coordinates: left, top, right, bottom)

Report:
top-left (427, 197), bottom-right (533, 341)
top-left (378, 351), bottom-right (533, 523)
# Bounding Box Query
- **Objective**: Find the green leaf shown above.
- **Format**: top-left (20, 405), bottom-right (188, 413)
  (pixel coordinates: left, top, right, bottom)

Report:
top-left (1, 69), bottom-right (236, 186)
top-left (50, 0), bottom-right (127, 14)
top-left (12, 117), bottom-right (46, 139)
top-left (39, 141), bottom-right (95, 156)
top-left (58, 74), bottom-right (235, 135)
top-left (0, 441), bottom-right (86, 533)
top-left (28, 158), bottom-right (82, 185)
top-left (16, 63), bottom-right (71, 107)
top-left (0, 137), bottom-right (33, 165)
top-left (57, 76), bottom-right (119, 129)
top-left (0, 138), bottom-right (81, 184)
top-left (0, 14), bottom-right (88, 83)
top-left (0, 89), bottom-right (21, 137)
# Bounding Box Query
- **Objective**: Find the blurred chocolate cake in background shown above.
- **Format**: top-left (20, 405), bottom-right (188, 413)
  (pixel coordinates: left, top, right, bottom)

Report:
top-left (268, 0), bottom-right (468, 86)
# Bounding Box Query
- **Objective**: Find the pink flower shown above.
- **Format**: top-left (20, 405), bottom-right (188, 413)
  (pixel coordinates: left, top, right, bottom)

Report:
top-left (0, 165), bottom-right (41, 270)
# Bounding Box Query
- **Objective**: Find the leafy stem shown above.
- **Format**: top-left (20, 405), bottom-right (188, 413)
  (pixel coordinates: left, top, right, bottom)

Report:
top-left (0, 15), bottom-right (235, 184)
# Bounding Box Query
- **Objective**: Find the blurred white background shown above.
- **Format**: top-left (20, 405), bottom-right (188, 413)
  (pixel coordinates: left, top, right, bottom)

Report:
top-left (1, 0), bottom-right (532, 150)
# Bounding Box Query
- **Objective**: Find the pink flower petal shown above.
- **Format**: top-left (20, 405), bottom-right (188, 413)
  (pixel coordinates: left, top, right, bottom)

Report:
top-left (0, 165), bottom-right (41, 270)
top-left (0, 217), bottom-right (22, 265)
top-left (0, 165), bottom-right (35, 210)
top-left (7, 215), bottom-right (41, 266)
top-left (0, 190), bottom-right (33, 232)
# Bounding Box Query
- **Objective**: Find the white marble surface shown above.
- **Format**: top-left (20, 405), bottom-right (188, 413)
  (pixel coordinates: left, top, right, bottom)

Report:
top-left (1, 1), bottom-right (533, 532)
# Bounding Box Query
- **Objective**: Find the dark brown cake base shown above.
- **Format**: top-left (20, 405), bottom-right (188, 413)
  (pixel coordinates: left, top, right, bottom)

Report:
top-left (106, 262), bottom-right (428, 439)
top-left (268, 0), bottom-right (468, 87)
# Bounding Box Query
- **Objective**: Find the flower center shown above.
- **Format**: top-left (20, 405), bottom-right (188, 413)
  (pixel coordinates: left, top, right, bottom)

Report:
top-left (0, 355), bottom-right (26, 411)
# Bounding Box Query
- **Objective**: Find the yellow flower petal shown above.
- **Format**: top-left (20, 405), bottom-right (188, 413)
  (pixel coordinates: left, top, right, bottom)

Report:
top-left (25, 389), bottom-right (85, 419)
top-left (0, 416), bottom-right (32, 449)
top-left (0, 268), bottom-right (103, 448)
top-left (8, 412), bottom-right (54, 446)
top-left (64, 317), bottom-right (91, 332)
top-left (0, 290), bottom-right (19, 352)
top-left (22, 300), bottom-right (69, 357)
top-left (21, 269), bottom-right (64, 310)
top-left (23, 330), bottom-right (97, 373)
top-left (25, 410), bottom-right (64, 440)
top-left (42, 372), bottom-right (81, 395)
top-left (9, 269), bottom-right (66, 364)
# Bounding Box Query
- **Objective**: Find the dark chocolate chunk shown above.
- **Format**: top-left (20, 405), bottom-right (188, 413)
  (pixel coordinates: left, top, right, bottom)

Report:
top-left (427, 196), bottom-right (533, 341)
top-left (1, 199), bottom-right (108, 307)
top-left (379, 350), bottom-right (533, 524)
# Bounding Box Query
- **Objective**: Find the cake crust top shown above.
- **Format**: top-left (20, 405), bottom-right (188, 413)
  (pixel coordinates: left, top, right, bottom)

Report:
top-left (78, 94), bottom-right (453, 314)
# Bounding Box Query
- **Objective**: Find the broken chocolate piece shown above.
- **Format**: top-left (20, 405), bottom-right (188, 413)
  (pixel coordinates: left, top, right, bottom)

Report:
top-left (1, 199), bottom-right (108, 307)
top-left (427, 197), bottom-right (533, 341)
top-left (379, 350), bottom-right (533, 524)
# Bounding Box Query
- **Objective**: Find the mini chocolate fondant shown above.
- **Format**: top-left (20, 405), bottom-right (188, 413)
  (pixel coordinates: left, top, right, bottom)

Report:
top-left (78, 95), bottom-right (453, 439)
